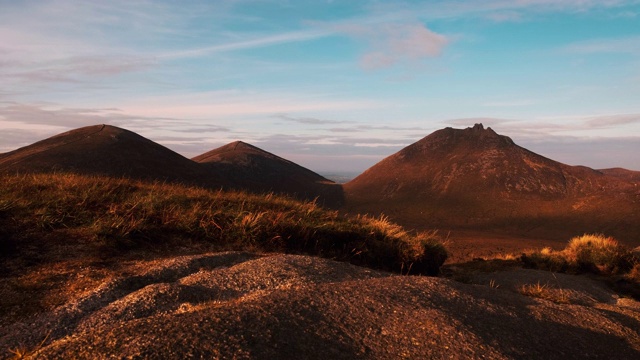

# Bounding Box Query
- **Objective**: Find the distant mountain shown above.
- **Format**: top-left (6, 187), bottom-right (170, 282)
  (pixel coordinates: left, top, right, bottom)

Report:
top-left (0, 125), bottom-right (342, 207)
top-left (0, 124), bottom-right (218, 185)
top-left (344, 124), bottom-right (640, 241)
top-left (193, 141), bottom-right (343, 207)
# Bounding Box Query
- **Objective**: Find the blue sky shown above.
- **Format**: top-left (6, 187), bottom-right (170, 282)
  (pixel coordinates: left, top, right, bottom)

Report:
top-left (1, 0), bottom-right (639, 172)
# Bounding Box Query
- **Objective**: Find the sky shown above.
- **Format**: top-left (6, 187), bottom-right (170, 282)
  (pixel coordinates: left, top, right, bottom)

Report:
top-left (1, 0), bottom-right (639, 173)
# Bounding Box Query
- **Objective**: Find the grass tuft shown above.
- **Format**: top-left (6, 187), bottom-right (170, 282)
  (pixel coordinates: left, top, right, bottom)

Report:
top-left (518, 282), bottom-right (570, 304)
top-left (564, 234), bottom-right (632, 274)
top-left (522, 234), bottom-right (637, 276)
top-left (7, 331), bottom-right (50, 359)
top-left (520, 234), bottom-right (640, 299)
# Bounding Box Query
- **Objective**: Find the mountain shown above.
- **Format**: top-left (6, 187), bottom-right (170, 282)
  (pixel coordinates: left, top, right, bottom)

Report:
top-left (0, 125), bottom-right (342, 206)
top-left (0, 124), bottom-right (222, 186)
top-left (193, 141), bottom-right (343, 207)
top-left (343, 124), bottom-right (640, 242)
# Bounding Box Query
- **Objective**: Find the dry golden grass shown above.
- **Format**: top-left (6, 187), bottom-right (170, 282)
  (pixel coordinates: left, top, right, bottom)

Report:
top-left (521, 234), bottom-right (637, 276)
top-left (517, 234), bottom-right (640, 300)
top-left (627, 263), bottom-right (640, 283)
top-left (518, 282), bottom-right (571, 304)
top-left (0, 173), bottom-right (447, 276)
top-left (7, 331), bottom-right (50, 359)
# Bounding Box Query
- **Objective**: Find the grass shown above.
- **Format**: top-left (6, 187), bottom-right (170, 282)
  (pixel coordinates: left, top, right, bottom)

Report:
top-left (0, 173), bottom-right (447, 276)
top-left (520, 234), bottom-right (640, 299)
top-left (518, 281), bottom-right (571, 304)
top-left (7, 332), bottom-right (50, 360)
top-left (521, 234), bottom-right (637, 276)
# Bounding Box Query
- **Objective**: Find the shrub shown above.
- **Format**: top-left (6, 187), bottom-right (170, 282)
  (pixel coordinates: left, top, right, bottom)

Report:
top-left (626, 263), bottom-right (640, 283)
top-left (564, 234), bottom-right (633, 274)
top-left (521, 234), bottom-right (638, 277)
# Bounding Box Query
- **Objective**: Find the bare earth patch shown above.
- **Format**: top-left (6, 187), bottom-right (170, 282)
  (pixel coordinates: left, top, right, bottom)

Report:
top-left (2, 252), bottom-right (639, 359)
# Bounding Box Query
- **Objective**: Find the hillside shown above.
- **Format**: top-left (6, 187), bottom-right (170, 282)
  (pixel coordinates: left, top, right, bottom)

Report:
top-left (0, 124), bottom-right (219, 186)
top-left (344, 124), bottom-right (640, 243)
top-left (193, 141), bottom-right (343, 207)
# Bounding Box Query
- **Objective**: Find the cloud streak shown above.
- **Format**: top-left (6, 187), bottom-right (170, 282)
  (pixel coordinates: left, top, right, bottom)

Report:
top-left (275, 114), bottom-right (353, 125)
top-left (2, 55), bottom-right (156, 84)
top-left (159, 30), bottom-right (331, 60)
top-left (583, 113), bottom-right (640, 127)
top-left (329, 124), bottom-right (426, 133)
top-left (119, 91), bottom-right (384, 119)
top-left (562, 36), bottom-right (640, 54)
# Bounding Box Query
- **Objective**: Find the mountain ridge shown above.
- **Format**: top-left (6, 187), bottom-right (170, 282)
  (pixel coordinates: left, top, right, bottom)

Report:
top-left (0, 124), bottom-right (342, 206)
top-left (344, 124), bottom-right (640, 242)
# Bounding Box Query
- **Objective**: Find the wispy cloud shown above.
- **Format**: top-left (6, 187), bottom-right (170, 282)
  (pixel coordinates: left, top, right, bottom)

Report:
top-left (365, 0), bottom-right (639, 24)
top-left (583, 113), bottom-right (640, 127)
top-left (274, 114), bottom-right (353, 125)
top-left (251, 132), bottom-right (412, 153)
top-left (527, 113), bottom-right (640, 132)
top-left (0, 101), bottom-right (233, 154)
top-left (3, 55), bottom-right (156, 84)
top-left (0, 102), bottom-right (132, 128)
top-left (519, 136), bottom-right (640, 170)
top-left (420, 0), bottom-right (639, 18)
top-left (563, 36), bottom-right (640, 54)
top-left (612, 10), bottom-right (638, 18)
top-left (159, 30), bottom-right (331, 60)
top-left (119, 91), bottom-right (383, 119)
top-left (485, 11), bottom-right (523, 22)
top-left (445, 117), bottom-right (514, 127)
top-left (329, 124), bottom-right (426, 133)
top-left (482, 99), bottom-right (536, 107)
top-left (334, 22), bottom-right (449, 69)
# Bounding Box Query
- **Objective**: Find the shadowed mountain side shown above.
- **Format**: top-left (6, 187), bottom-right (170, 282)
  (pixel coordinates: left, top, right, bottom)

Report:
top-left (193, 141), bottom-right (343, 208)
top-left (344, 124), bottom-right (640, 244)
top-left (0, 125), bottom-right (223, 187)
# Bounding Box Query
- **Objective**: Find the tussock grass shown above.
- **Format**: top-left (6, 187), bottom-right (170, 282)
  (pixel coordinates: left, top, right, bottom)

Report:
top-left (521, 234), bottom-right (637, 276)
top-left (520, 234), bottom-right (640, 299)
top-left (0, 173), bottom-right (447, 276)
top-left (518, 282), bottom-right (571, 304)
top-left (565, 234), bottom-right (632, 273)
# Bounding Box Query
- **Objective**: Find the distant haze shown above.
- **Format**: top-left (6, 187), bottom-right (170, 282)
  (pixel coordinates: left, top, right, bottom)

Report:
top-left (1, 1), bottom-right (639, 171)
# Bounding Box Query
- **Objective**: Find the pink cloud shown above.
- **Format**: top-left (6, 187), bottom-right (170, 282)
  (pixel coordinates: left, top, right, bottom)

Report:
top-left (336, 23), bottom-right (449, 70)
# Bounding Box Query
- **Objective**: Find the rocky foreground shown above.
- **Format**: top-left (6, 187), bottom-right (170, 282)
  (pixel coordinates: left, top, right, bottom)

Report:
top-left (2, 252), bottom-right (639, 359)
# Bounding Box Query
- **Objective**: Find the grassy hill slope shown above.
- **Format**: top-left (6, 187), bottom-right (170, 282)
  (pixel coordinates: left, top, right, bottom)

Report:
top-left (0, 172), bottom-right (446, 276)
